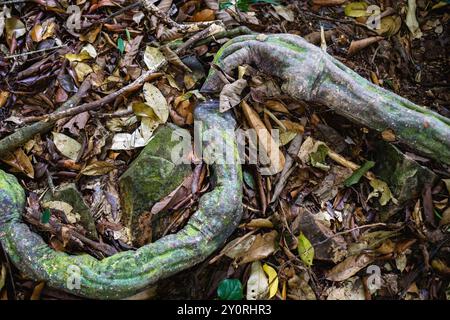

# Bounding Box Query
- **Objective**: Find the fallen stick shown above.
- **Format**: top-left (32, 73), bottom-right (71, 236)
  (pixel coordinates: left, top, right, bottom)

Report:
top-left (0, 78), bottom-right (91, 158)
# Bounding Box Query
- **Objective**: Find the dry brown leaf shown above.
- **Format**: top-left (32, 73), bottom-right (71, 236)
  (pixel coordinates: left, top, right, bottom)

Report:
top-left (81, 161), bottom-right (116, 176)
top-left (191, 9), bottom-right (215, 22)
top-left (238, 230), bottom-right (278, 265)
top-left (348, 36), bottom-right (384, 56)
top-left (220, 79), bottom-right (247, 112)
top-left (241, 101), bottom-right (285, 175)
top-left (2, 148), bottom-right (35, 178)
top-left (325, 254), bottom-right (374, 282)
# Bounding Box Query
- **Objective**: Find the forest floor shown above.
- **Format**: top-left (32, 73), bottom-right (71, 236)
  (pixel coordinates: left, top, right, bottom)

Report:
top-left (0, 0), bottom-right (449, 300)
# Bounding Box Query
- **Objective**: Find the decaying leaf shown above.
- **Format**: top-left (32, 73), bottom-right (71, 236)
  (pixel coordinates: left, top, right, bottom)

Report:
top-left (368, 178), bottom-right (398, 206)
top-left (1, 148), bottom-right (34, 178)
top-left (219, 79), bottom-right (247, 113)
top-left (144, 46), bottom-right (166, 70)
top-left (223, 230), bottom-right (278, 265)
top-left (298, 137), bottom-right (330, 170)
top-left (143, 83), bottom-right (169, 123)
top-left (325, 254), bottom-right (374, 282)
top-left (42, 201), bottom-right (81, 224)
top-left (326, 277), bottom-right (366, 300)
top-left (81, 161), bottom-right (116, 176)
top-left (241, 101), bottom-right (285, 175)
top-left (246, 261), bottom-right (269, 300)
top-left (52, 132), bottom-right (82, 161)
top-left (344, 2), bottom-right (369, 18)
top-left (406, 0), bottom-right (423, 38)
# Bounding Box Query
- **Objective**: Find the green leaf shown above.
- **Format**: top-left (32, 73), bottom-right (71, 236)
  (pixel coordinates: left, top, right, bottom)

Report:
top-left (41, 208), bottom-right (51, 224)
top-left (297, 232), bottom-right (314, 267)
top-left (243, 170), bottom-right (256, 190)
top-left (310, 143), bottom-right (330, 170)
top-left (217, 279), bottom-right (243, 300)
top-left (117, 37), bottom-right (125, 54)
top-left (344, 160), bottom-right (375, 187)
top-left (125, 29), bottom-right (131, 41)
top-left (236, 0), bottom-right (250, 11)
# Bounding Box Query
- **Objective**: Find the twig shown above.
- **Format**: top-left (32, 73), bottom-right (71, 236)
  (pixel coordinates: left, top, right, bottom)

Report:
top-left (22, 72), bottom-right (163, 124)
top-left (313, 223), bottom-right (387, 246)
top-left (4, 44), bottom-right (67, 59)
top-left (0, 78), bottom-right (91, 158)
top-left (141, 0), bottom-right (220, 33)
top-left (20, 24), bottom-right (216, 125)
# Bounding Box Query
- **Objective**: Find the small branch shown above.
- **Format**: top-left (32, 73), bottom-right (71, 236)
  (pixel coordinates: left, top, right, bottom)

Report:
top-left (0, 78), bottom-right (91, 158)
top-left (4, 44), bottom-right (67, 59)
top-left (141, 0), bottom-right (220, 33)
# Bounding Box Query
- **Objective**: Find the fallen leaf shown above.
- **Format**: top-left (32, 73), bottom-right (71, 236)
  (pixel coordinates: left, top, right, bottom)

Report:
top-left (247, 261), bottom-right (269, 300)
top-left (81, 161), bottom-right (116, 176)
top-left (5, 17), bottom-right (26, 43)
top-left (344, 160), bottom-right (375, 187)
top-left (220, 79), bottom-right (247, 112)
top-left (217, 279), bottom-right (243, 300)
top-left (143, 83), bottom-right (169, 123)
top-left (368, 178), bottom-right (398, 206)
top-left (344, 2), bottom-right (369, 18)
top-left (241, 101), bottom-right (285, 175)
top-left (298, 137), bottom-right (330, 170)
top-left (52, 132), bottom-right (82, 161)
top-left (263, 264), bottom-right (279, 299)
top-left (376, 16), bottom-right (402, 37)
top-left (238, 231), bottom-right (278, 265)
top-left (273, 5), bottom-right (295, 22)
top-left (325, 254), bottom-right (374, 281)
top-left (191, 9), bottom-right (215, 22)
top-left (1, 148), bottom-right (35, 178)
top-left (326, 277), bottom-right (366, 300)
top-left (297, 232), bottom-right (314, 267)
top-left (74, 62), bottom-right (93, 81)
top-left (30, 282), bottom-right (45, 300)
top-left (406, 0), bottom-right (423, 38)
top-left (144, 46), bottom-right (166, 70)
top-left (42, 201), bottom-right (81, 224)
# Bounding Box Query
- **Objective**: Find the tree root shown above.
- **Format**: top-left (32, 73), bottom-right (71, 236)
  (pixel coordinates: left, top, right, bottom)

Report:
top-left (0, 101), bottom-right (243, 299)
top-left (202, 34), bottom-right (450, 165)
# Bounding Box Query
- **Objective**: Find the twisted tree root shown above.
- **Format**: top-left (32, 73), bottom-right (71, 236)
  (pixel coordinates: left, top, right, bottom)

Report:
top-left (0, 101), bottom-right (243, 299)
top-left (202, 34), bottom-right (450, 165)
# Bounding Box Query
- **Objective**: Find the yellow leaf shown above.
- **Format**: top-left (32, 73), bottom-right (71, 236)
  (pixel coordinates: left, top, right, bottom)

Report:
top-left (144, 46), bottom-right (165, 70)
top-left (344, 2), bottom-right (369, 17)
top-left (297, 232), bottom-right (314, 267)
top-left (52, 132), bottom-right (81, 161)
top-left (263, 264), bottom-right (279, 299)
top-left (74, 62), bottom-right (93, 81)
top-left (143, 83), bottom-right (169, 123)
